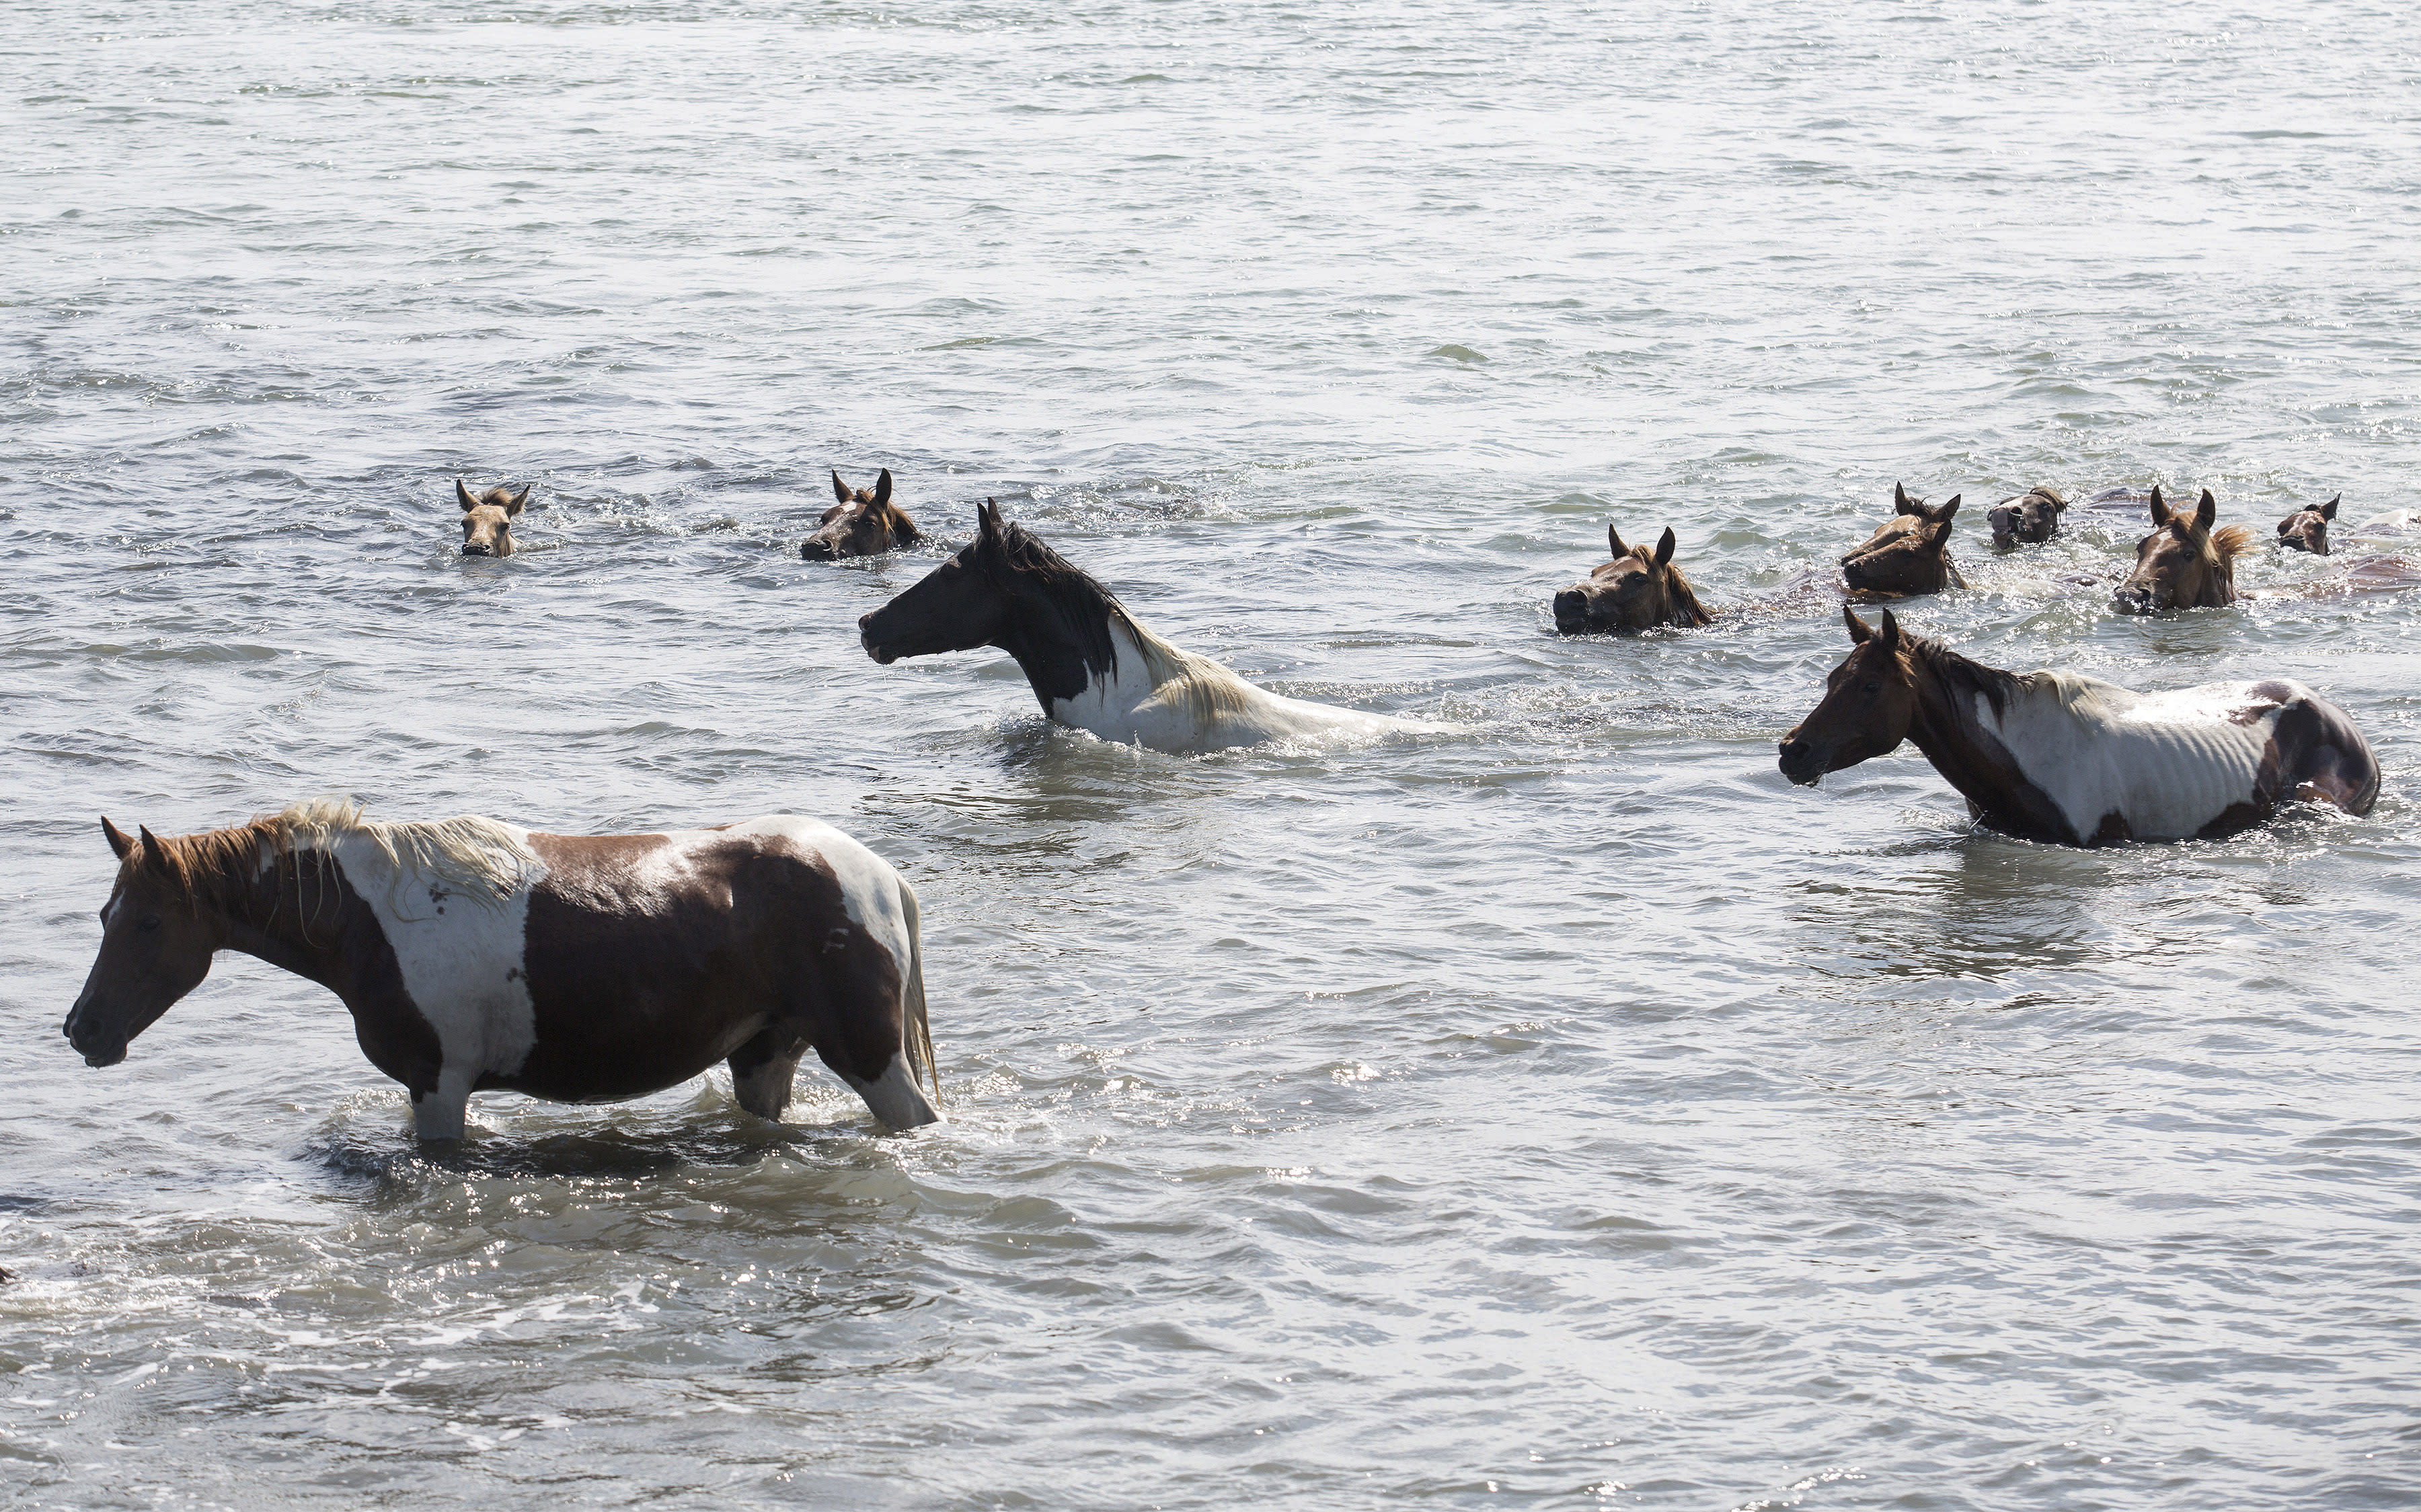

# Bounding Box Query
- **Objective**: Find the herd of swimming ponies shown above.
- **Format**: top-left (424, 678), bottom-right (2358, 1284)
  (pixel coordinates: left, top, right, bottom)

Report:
top-left (54, 466), bottom-right (2401, 1149)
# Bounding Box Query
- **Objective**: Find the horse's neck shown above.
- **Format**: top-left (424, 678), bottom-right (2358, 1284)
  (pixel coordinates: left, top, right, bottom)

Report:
top-left (214, 851), bottom-right (366, 990)
top-left (1902, 644), bottom-right (2031, 811)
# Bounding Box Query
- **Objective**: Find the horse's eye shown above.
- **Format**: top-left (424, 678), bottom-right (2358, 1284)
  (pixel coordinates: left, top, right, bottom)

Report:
top-left (139, 914), bottom-right (161, 932)
top-left (1861, 681), bottom-right (1880, 695)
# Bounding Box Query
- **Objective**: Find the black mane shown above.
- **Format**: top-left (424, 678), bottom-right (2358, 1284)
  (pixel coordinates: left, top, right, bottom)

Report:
top-left (1907, 629), bottom-right (2028, 720)
top-left (976, 521), bottom-right (1135, 696)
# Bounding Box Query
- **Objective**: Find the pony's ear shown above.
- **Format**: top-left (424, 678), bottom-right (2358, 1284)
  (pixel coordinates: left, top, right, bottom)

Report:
top-left (1654, 526), bottom-right (1677, 568)
top-left (2277, 514), bottom-right (2297, 536)
top-left (2194, 489), bottom-right (2218, 533)
top-left (135, 825), bottom-right (172, 874)
top-left (978, 498), bottom-right (1005, 545)
top-left (2321, 493), bottom-right (2340, 521)
top-left (506, 484), bottom-right (531, 516)
top-left (2148, 485), bottom-right (2171, 526)
top-left (831, 470), bottom-right (853, 505)
top-left (1844, 605), bottom-right (1874, 643)
top-left (1935, 494), bottom-right (1961, 522)
top-left (1607, 522), bottom-right (1628, 558)
top-left (102, 815), bottom-right (134, 861)
top-left (872, 469), bottom-right (893, 508)
top-left (457, 479), bottom-right (479, 513)
top-left (1894, 481), bottom-right (1921, 517)
top-left (1878, 608), bottom-right (1903, 652)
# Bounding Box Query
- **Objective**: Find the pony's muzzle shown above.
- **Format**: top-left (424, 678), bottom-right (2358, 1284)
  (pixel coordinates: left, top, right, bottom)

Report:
top-left (1551, 589), bottom-right (1590, 633)
top-left (1777, 738), bottom-right (1823, 787)
top-left (63, 998), bottom-right (127, 1068)
top-left (460, 543), bottom-right (492, 557)
top-left (857, 615), bottom-right (897, 665)
top-left (801, 536), bottom-right (837, 561)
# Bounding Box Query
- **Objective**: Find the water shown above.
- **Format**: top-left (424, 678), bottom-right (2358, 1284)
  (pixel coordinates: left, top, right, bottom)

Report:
top-left (5, 2), bottom-right (2420, 1507)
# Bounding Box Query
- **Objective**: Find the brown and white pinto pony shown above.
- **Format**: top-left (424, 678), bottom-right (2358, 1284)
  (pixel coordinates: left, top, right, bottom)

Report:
top-left (803, 469), bottom-right (922, 561)
top-left (1551, 523), bottom-right (1712, 634)
top-left (1841, 483), bottom-right (1966, 596)
top-left (457, 481), bottom-right (531, 557)
top-left (1777, 607), bottom-right (2379, 845)
top-left (62, 801), bottom-right (940, 1141)
top-left (2113, 485), bottom-right (2259, 613)
top-left (2274, 493), bottom-right (2340, 555)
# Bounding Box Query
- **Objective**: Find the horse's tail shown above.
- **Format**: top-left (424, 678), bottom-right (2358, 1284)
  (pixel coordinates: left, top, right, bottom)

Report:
top-left (898, 875), bottom-right (940, 1107)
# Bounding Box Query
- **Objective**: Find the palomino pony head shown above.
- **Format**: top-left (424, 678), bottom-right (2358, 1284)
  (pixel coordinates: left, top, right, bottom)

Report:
top-left (2275, 493), bottom-right (2340, 555)
top-left (64, 818), bottom-right (241, 1068)
top-left (2114, 486), bottom-right (2257, 613)
top-left (1776, 606), bottom-right (1921, 787)
top-left (803, 468), bottom-right (922, 561)
top-left (1987, 487), bottom-right (2067, 549)
top-left (1551, 523), bottom-right (1712, 634)
top-left (457, 481), bottom-right (530, 557)
top-left (1841, 483), bottom-right (1962, 595)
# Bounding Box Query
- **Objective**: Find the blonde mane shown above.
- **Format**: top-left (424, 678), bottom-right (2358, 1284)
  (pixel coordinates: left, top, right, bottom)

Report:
top-left (1110, 606), bottom-right (1262, 727)
top-left (267, 796), bottom-right (537, 914)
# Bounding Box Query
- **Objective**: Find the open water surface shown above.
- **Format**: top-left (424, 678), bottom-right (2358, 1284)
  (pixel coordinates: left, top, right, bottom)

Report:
top-left (5, 2), bottom-right (2420, 1507)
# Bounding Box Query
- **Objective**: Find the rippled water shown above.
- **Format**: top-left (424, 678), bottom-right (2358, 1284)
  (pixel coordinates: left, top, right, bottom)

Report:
top-left (6, 2), bottom-right (2421, 1507)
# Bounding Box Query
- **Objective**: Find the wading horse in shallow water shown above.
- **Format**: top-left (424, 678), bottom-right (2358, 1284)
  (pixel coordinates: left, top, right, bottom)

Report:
top-left (858, 501), bottom-right (1453, 754)
top-left (2274, 493), bottom-right (2340, 555)
top-left (803, 469), bottom-right (922, 561)
top-left (457, 481), bottom-right (531, 557)
top-left (1777, 607), bottom-right (2379, 845)
top-left (62, 801), bottom-right (940, 1141)
top-left (1987, 486), bottom-right (2067, 549)
top-left (2113, 485), bottom-right (2258, 612)
top-left (1842, 484), bottom-right (1966, 596)
top-left (1552, 523), bottom-right (1712, 634)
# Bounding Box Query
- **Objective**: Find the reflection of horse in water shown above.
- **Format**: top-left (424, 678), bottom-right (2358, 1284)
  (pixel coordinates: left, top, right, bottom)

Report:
top-left (1778, 607), bottom-right (2379, 846)
top-left (63, 801), bottom-right (941, 1142)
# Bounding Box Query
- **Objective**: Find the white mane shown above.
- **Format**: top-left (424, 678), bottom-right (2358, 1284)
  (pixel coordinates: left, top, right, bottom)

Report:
top-left (1112, 606), bottom-right (1262, 727)
top-left (270, 796), bottom-right (537, 913)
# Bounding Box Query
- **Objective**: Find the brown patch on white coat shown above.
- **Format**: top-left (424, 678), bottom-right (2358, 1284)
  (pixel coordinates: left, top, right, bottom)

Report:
top-left (2274, 493), bottom-right (2339, 555)
top-left (457, 481), bottom-right (530, 557)
top-left (1841, 483), bottom-right (1966, 596)
top-left (61, 806), bottom-right (939, 1141)
top-left (802, 468), bottom-right (922, 561)
top-left (1777, 606), bottom-right (2379, 845)
top-left (1551, 522), bottom-right (1712, 634)
top-left (2113, 485), bottom-right (2258, 613)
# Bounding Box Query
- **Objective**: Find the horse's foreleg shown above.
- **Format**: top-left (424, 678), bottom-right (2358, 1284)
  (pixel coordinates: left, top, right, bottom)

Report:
top-left (411, 1069), bottom-right (473, 1141)
top-left (728, 1029), bottom-right (806, 1121)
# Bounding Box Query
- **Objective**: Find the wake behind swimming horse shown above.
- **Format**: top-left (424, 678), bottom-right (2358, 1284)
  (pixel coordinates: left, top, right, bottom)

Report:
top-left (859, 501), bottom-right (1452, 754)
top-left (62, 800), bottom-right (939, 1140)
top-left (1777, 607), bottom-right (2378, 846)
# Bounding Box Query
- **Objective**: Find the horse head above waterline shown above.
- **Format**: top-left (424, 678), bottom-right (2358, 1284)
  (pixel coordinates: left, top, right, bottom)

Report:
top-left (1777, 606), bottom-right (2379, 844)
top-left (803, 469), bottom-right (921, 561)
top-left (1551, 523), bottom-right (1712, 635)
top-left (1841, 483), bottom-right (1964, 596)
top-left (457, 481), bottom-right (531, 557)
top-left (2114, 486), bottom-right (2257, 613)
top-left (1987, 487), bottom-right (2067, 549)
top-left (63, 802), bottom-right (940, 1141)
top-left (857, 500), bottom-right (1452, 754)
top-left (2275, 493), bottom-right (2340, 555)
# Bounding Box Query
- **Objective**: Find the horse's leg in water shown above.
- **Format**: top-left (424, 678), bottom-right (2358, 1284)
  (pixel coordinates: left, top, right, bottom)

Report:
top-left (728, 1026), bottom-right (808, 1121)
top-left (412, 1068), bottom-right (474, 1141)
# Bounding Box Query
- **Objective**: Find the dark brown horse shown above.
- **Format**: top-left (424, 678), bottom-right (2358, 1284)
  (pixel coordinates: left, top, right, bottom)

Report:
top-left (1987, 486), bottom-right (2067, 549)
top-left (1841, 483), bottom-right (1965, 596)
top-left (803, 469), bottom-right (922, 561)
top-left (2274, 493), bottom-right (2340, 555)
top-left (2113, 486), bottom-right (2258, 612)
top-left (62, 801), bottom-right (940, 1141)
top-left (1551, 523), bottom-right (1712, 634)
top-left (1777, 607), bottom-right (2378, 844)
top-left (457, 481), bottom-right (531, 557)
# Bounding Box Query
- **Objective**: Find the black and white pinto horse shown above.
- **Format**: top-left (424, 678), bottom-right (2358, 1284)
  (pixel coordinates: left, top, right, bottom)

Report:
top-left (858, 501), bottom-right (1454, 754)
top-left (63, 800), bottom-right (940, 1140)
top-left (1777, 608), bottom-right (2379, 845)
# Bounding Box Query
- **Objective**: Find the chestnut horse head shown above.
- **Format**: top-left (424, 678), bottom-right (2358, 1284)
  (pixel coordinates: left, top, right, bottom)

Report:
top-left (1987, 486), bottom-right (2067, 549)
top-left (457, 481), bottom-right (531, 557)
top-left (1841, 483), bottom-right (1962, 596)
top-left (2275, 493), bottom-right (2340, 555)
top-left (2114, 486), bottom-right (2258, 613)
top-left (803, 469), bottom-right (921, 561)
top-left (1776, 606), bottom-right (1919, 786)
top-left (63, 818), bottom-right (237, 1068)
top-left (1551, 523), bottom-right (1712, 634)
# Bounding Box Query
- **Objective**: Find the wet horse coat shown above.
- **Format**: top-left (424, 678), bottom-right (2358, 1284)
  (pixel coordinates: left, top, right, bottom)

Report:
top-left (1777, 608), bottom-right (2379, 845)
top-left (63, 803), bottom-right (939, 1140)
